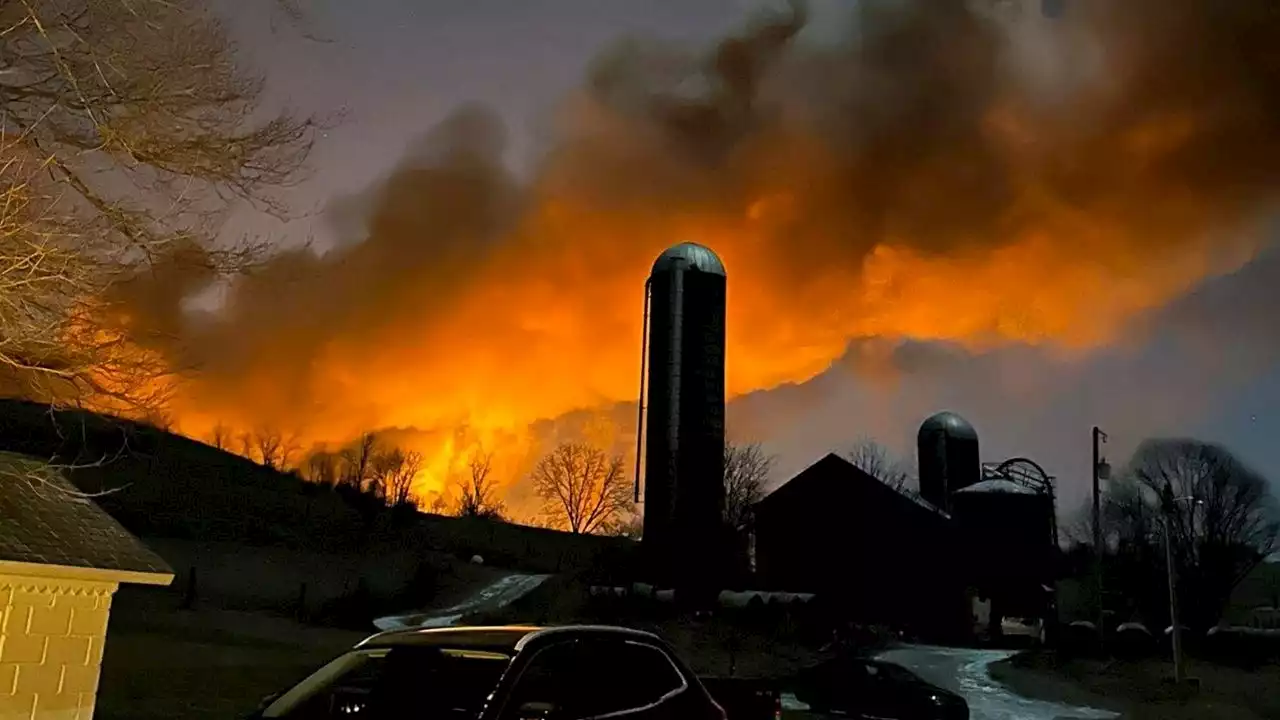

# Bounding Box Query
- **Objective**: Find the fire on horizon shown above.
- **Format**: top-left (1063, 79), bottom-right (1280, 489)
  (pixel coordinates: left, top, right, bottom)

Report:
top-left (105, 0), bottom-right (1280, 512)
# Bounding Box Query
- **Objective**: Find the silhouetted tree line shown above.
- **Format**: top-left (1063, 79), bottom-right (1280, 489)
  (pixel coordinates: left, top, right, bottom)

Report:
top-left (301, 433), bottom-right (423, 511)
top-left (1066, 437), bottom-right (1279, 632)
top-left (209, 423), bottom-right (926, 547)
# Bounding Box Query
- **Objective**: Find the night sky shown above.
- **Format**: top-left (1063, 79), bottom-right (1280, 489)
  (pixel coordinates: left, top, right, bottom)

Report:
top-left (221, 0), bottom-right (1279, 517)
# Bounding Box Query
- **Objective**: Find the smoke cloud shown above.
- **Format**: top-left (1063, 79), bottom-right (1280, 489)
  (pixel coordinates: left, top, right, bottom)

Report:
top-left (117, 0), bottom-right (1280, 507)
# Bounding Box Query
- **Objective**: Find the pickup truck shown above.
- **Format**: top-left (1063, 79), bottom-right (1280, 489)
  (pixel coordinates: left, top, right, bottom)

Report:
top-left (247, 624), bottom-right (780, 720)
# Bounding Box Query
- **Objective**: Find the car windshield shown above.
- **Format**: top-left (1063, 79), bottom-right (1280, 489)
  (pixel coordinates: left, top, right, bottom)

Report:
top-left (263, 646), bottom-right (511, 719)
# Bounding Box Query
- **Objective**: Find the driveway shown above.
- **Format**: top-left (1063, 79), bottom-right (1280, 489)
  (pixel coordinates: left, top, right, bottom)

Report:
top-left (876, 645), bottom-right (1118, 720)
top-left (782, 645), bottom-right (1118, 720)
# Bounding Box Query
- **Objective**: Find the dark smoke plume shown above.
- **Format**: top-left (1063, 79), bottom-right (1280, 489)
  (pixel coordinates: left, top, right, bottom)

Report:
top-left (115, 0), bottom-right (1280, 459)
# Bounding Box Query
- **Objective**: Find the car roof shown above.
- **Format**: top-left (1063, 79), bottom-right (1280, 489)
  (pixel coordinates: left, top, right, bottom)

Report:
top-left (356, 624), bottom-right (664, 654)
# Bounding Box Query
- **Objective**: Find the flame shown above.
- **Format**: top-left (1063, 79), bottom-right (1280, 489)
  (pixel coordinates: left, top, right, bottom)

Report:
top-left (160, 186), bottom-right (1256, 514)
top-left (102, 1), bottom-right (1279, 517)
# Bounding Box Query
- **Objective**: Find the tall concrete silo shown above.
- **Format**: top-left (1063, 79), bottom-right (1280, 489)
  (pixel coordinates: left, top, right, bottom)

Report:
top-left (635, 242), bottom-right (727, 593)
top-left (917, 411), bottom-right (981, 511)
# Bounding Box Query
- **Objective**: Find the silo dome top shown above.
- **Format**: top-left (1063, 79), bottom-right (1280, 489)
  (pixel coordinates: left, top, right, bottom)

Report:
top-left (919, 411), bottom-right (978, 440)
top-left (651, 242), bottom-right (726, 277)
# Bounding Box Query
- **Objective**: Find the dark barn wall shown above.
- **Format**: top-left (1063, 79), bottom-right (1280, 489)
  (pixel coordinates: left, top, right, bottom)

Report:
top-left (753, 455), bottom-right (968, 637)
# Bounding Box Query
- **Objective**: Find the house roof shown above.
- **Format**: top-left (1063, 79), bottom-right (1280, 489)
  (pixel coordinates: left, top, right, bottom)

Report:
top-left (755, 453), bottom-right (950, 519)
top-left (0, 453), bottom-right (172, 583)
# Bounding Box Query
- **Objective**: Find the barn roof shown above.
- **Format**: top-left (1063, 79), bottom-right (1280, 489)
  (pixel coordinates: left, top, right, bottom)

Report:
top-left (755, 453), bottom-right (949, 519)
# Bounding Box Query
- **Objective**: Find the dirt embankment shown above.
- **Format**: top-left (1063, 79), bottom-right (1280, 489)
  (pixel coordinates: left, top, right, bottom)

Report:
top-left (988, 651), bottom-right (1280, 720)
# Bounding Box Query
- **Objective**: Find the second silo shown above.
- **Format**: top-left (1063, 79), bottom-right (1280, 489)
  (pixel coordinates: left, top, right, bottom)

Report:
top-left (917, 411), bottom-right (981, 511)
top-left (640, 242), bottom-right (727, 589)
top-left (951, 477), bottom-right (1057, 619)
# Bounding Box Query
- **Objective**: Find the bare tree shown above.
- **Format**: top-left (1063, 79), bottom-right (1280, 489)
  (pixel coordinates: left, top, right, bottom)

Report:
top-left (531, 442), bottom-right (632, 534)
top-left (428, 493), bottom-right (450, 515)
top-left (0, 1), bottom-right (319, 416)
top-left (232, 426), bottom-right (301, 470)
top-left (304, 452), bottom-right (340, 487)
top-left (372, 447), bottom-right (422, 507)
top-left (144, 409), bottom-right (175, 432)
top-left (1105, 438), bottom-right (1280, 630)
top-left (209, 423), bottom-right (231, 451)
top-left (339, 433), bottom-right (378, 492)
top-left (251, 427), bottom-right (298, 471)
top-left (847, 437), bottom-right (913, 492)
top-left (454, 450), bottom-right (506, 520)
top-left (724, 441), bottom-right (774, 530)
top-left (237, 432), bottom-right (256, 463)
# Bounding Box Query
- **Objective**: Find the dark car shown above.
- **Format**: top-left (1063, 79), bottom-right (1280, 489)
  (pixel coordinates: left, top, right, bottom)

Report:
top-left (789, 657), bottom-right (968, 720)
top-left (247, 624), bottom-right (730, 720)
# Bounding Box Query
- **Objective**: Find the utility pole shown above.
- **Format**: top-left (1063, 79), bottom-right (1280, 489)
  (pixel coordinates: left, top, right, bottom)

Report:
top-left (1163, 511), bottom-right (1184, 683)
top-left (1092, 427), bottom-right (1109, 647)
top-left (1162, 492), bottom-right (1200, 685)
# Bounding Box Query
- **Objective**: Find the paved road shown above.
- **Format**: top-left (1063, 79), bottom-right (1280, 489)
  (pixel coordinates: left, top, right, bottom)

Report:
top-left (783, 645), bottom-right (1118, 720)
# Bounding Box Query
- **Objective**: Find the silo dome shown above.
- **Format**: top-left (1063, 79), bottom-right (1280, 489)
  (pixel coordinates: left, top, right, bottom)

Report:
top-left (917, 410), bottom-right (982, 510)
top-left (651, 242), bottom-right (726, 277)
top-left (919, 411), bottom-right (978, 441)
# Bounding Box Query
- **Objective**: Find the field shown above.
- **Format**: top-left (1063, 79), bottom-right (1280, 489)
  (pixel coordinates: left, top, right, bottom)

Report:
top-left (988, 650), bottom-right (1280, 720)
top-left (98, 590), bottom-right (365, 720)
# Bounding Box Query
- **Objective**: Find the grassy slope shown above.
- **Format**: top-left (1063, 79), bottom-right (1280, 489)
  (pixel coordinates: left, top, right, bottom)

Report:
top-left (0, 398), bottom-right (635, 575)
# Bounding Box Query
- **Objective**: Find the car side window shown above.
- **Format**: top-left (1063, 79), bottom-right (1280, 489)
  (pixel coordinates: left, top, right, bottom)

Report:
top-left (506, 639), bottom-right (686, 719)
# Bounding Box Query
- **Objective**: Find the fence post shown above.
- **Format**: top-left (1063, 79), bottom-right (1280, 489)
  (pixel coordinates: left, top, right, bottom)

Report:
top-left (296, 582), bottom-right (308, 622)
top-left (179, 566), bottom-right (198, 610)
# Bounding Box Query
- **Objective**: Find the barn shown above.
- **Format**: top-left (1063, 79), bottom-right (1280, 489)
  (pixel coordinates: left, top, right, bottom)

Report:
top-left (751, 453), bottom-right (971, 639)
top-left (750, 412), bottom-right (1060, 641)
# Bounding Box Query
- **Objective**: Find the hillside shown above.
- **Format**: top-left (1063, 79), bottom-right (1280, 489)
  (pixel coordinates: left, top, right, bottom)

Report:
top-left (0, 398), bottom-right (636, 575)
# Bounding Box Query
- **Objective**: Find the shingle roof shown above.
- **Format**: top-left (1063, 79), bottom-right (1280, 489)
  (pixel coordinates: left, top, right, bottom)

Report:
top-left (0, 453), bottom-right (172, 578)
